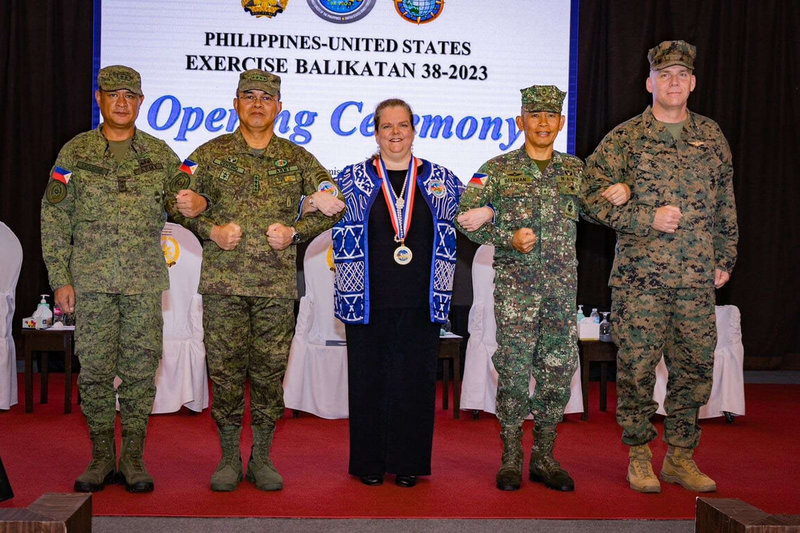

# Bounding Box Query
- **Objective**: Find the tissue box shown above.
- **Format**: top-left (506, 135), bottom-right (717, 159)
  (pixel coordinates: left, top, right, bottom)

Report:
top-left (578, 318), bottom-right (600, 340)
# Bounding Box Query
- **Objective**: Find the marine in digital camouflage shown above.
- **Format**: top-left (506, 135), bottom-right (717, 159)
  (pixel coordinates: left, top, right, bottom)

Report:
top-left (583, 102), bottom-right (738, 448)
top-left (40, 124), bottom-right (181, 434)
top-left (457, 148), bottom-right (584, 430)
top-left (172, 128), bottom-right (341, 299)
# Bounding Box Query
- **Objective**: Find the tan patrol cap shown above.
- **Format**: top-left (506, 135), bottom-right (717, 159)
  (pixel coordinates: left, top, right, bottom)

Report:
top-left (97, 65), bottom-right (143, 95)
top-left (648, 40), bottom-right (696, 70)
top-left (238, 69), bottom-right (281, 95)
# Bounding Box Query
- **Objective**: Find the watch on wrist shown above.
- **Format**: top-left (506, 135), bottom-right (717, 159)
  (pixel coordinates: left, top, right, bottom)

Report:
top-left (291, 228), bottom-right (301, 244)
top-left (308, 195), bottom-right (316, 209)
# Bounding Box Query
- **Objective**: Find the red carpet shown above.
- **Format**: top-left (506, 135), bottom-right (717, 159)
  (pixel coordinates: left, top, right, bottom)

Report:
top-left (1, 375), bottom-right (798, 519)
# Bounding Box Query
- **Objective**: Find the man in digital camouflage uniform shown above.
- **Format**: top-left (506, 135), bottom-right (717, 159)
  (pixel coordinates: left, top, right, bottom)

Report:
top-left (172, 69), bottom-right (344, 492)
top-left (583, 41), bottom-right (738, 493)
top-left (457, 86), bottom-right (630, 492)
top-left (41, 65), bottom-right (195, 493)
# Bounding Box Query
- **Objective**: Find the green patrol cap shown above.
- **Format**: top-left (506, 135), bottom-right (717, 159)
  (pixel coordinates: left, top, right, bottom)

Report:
top-left (648, 40), bottom-right (696, 70)
top-left (520, 85), bottom-right (566, 113)
top-left (97, 65), bottom-right (143, 95)
top-left (238, 69), bottom-right (281, 95)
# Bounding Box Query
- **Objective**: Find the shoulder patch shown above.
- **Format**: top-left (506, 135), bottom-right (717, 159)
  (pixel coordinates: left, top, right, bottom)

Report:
top-left (51, 166), bottom-right (72, 184)
top-left (317, 180), bottom-right (338, 197)
top-left (45, 180), bottom-right (68, 204)
top-left (468, 173), bottom-right (488, 188)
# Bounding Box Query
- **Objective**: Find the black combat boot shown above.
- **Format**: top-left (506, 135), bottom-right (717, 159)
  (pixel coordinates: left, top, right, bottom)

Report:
top-left (529, 426), bottom-right (574, 491)
top-left (496, 426), bottom-right (523, 491)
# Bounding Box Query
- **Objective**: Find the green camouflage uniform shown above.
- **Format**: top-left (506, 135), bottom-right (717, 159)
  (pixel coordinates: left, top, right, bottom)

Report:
top-left (41, 125), bottom-right (181, 434)
top-left (173, 127), bottom-right (341, 428)
top-left (582, 105), bottom-right (738, 448)
top-left (457, 146), bottom-right (583, 430)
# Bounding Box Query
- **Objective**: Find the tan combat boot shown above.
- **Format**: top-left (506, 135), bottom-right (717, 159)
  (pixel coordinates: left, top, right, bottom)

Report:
top-left (74, 430), bottom-right (116, 492)
top-left (246, 422), bottom-right (283, 491)
top-left (118, 430), bottom-right (154, 493)
top-left (660, 445), bottom-right (716, 492)
top-left (210, 426), bottom-right (243, 492)
top-left (496, 426), bottom-right (523, 491)
top-left (529, 427), bottom-right (574, 491)
top-left (627, 444), bottom-right (661, 493)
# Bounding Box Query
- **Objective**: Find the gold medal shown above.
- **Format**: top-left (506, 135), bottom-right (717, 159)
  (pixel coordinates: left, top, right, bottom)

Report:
top-left (393, 245), bottom-right (412, 265)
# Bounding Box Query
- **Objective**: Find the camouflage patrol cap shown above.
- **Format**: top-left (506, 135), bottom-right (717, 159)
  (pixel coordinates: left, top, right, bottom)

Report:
top-left (648, 40), bottom-right (696, 70)
top-left (97, 65), bottom-right (143, 95)
top-left (238, 69), bottom-right (281, 95)
top-left (520, 85), bottom-right (566, 113)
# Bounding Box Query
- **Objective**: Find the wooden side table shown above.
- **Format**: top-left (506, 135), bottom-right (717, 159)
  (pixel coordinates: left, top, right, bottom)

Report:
top-left (438, 335), bottom-right (462, 419)
top-left (579, 339), bottom-right (617, 421)
top-left (22, 328), bottom-right (76, 413)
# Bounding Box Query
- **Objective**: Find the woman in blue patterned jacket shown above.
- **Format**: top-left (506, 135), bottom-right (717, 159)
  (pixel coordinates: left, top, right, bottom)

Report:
top-left (332, 98), bottom-right (463, 488)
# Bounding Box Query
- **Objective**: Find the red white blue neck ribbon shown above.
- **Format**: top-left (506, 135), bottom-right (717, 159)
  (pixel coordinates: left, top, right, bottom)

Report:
top-left (377, 156), bottom-right (419, 242)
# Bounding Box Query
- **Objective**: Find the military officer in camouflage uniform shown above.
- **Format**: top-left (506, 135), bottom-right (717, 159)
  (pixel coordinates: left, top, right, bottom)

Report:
top-left (583, 41), bottom-right (738, 493)
top-left (41, 65), bottom-right (192, 493)
top-left (171, 69), bottom-right (344, 492)
top-left (457, 86), bottom-right (630, 492)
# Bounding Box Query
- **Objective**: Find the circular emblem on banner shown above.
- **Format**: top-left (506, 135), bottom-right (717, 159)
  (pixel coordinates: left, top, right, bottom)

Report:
top-left (394, 0), bottom-right (444, 24)
top-left (427, 179), bottom-right (446, 198)
top-left (317, 180), bottom-right (339, 197)
top-left (169, 174), bottom-right (191, 193)
top-left (45, 180), bottom-right (67, 204)
top-left (161, 235), bottom-right (181, 267)
top-left (308, 0), bottom-right (376, 23)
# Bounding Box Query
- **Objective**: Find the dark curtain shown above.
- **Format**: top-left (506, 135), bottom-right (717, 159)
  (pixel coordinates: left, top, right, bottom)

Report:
top-left (1, 1), bottom-right (798, 359)
top-left (576, 0), bottom-right (800, 360)
top-left (0, 0), bottom-right (94, 335)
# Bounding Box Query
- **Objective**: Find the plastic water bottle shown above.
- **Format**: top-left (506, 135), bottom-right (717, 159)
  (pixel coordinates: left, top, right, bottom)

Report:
top-left (599, 312), bottom-right (612, 342)
top-left (53, 305), bottom-right (63, 326)
top-left (590, 308), bottom-right (600, 323)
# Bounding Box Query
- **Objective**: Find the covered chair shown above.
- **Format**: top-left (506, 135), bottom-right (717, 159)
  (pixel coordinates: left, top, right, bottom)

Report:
top-left (0, 222), bottom-right (22, 410)
top-left (653, 305), bottom-right (745, 419)
top-left (151, 223), bottom-right (208, 413)
top-left (460, 244), bottom-right (584, 416)
top-left (283, 229), bottom-right (349, 419)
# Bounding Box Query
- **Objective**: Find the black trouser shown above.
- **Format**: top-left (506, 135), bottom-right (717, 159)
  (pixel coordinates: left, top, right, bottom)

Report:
top-left (346, 308), bottom-right (440, 477)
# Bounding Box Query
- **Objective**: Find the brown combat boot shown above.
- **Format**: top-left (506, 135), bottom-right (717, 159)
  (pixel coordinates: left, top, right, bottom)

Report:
top-left (74, 430), bottom-right (116, 492)
top-left (529, 427), bottom-right (574, 491)
top-left (246, 422), bottom-right (283, 491)
top-left (496, 426), bottom-right (523, 491)
top-left (627, 444), bottom-right (661, 493)
top-left (660, 445), bottom-right (716, 492)
top-left (210, 425), bottom-right (243, 492)
top-left (118, 430), bottom-right (154, 493)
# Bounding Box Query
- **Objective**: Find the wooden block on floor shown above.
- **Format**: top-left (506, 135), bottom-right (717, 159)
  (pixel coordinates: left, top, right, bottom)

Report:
top-left (696, 497), bottom-right (800, 532)
top-left (0, 493), bottom-right (91, 532)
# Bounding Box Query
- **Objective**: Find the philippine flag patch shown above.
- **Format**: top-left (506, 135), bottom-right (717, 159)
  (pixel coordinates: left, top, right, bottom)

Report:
top-left (179, 159), bottom-right (198, 175)
top-left (468, 173), bottom-right (488, 188)
top-left (51, 166), bottom-right (72, 184)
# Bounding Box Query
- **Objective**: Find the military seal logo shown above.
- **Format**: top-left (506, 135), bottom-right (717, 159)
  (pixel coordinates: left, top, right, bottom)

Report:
top-left (393, 0), bottom-right (444, 24)
top-left (307, 0), bottom-right (376, 23)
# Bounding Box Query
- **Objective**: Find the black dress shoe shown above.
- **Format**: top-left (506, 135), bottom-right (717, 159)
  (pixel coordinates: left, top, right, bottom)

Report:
top-left (359, 474), bottom-right (383, 486)
top-left (395, 475), bottom-right (417, 488)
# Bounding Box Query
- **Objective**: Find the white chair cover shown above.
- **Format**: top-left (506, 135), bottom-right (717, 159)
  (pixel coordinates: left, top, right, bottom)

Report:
top-left (152, 223), bottom-right (208, 413)
top-left (653, 305), bottom-right (745, 418)
top-left (283, 229), bottom-right (349, 419)
top-left (460, 244), bottom-right (584, 416)
top-left (0, 222), bottom-right (22, 409)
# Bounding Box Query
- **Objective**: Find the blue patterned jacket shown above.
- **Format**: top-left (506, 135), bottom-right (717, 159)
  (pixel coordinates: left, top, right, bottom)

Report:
top-left (332, 158), bottom-right (463, 324)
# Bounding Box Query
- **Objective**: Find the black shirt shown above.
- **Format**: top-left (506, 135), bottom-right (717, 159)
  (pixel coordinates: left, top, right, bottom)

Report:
top-left (368, 163), bottom-right (434, 310)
